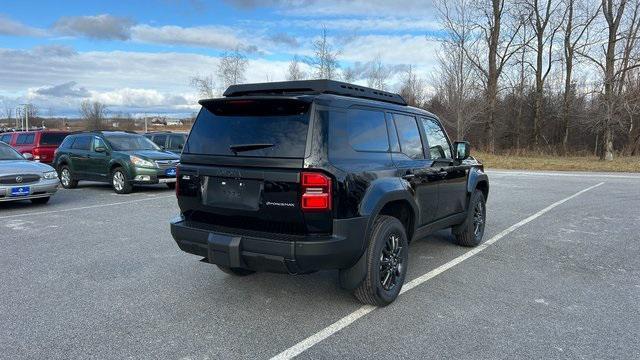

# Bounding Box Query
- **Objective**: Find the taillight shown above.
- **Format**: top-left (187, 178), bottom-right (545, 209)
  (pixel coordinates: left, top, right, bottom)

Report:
top-left (301, 172), bottom-right (332, 212)
top-left (32, 147), bottom-right (40, 160)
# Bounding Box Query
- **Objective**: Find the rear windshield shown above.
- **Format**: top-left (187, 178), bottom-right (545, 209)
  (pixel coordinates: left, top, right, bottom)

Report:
top-left (184, 99), bottom-right (311, 158)
top-left (40, 133), bottom-right (69, 146)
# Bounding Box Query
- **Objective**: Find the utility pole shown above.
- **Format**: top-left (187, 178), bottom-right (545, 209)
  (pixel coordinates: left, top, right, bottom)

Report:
top-left (19, 103), bottom-right (30, 131)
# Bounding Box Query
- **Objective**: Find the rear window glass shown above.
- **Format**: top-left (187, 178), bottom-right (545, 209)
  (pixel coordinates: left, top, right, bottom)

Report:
top-left (0, 134), bottom-right (12, 143)
top-left (184, 99), bottom-right (311, 158)
top-left (347, 109), bottom-right (389, 152)
top-left (40, 133), bottom-right (69, 146)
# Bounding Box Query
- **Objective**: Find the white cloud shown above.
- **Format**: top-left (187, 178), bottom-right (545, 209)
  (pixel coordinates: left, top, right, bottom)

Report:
top-left (0, 14), bottom-right (47, 37)
top-left (224, 0), bottom-right (437, 17)
top-left (131, 24), bottom-right (258, 52)
top-left (52, 14), bottom-right (134, 40)
top-left (253, 17), bottom-right (440, 32)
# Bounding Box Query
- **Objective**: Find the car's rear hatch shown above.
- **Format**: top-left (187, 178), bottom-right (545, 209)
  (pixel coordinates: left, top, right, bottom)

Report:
top-left (177, 97), bottom-right (332, 236)
top-left (35, 132), bottom-right (70, 163)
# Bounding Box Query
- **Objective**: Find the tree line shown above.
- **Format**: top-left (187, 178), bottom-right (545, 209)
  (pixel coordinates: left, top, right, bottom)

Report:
top-left (191, 0), bottom-right (639, 159)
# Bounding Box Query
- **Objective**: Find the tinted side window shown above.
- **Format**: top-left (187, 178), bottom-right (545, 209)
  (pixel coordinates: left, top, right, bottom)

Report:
top-left (71, 136), bottom-right (91, 150)
top-left (0, 134), bottom-right (12, 143)
top-left (421, 118), bottom-right (452, 159)
top-left (168, 134), bottom-right (185, 150)
top-left (346, 109), bottom-right (389, 152)
top-left (17, 133), bottom-right (35, 145)
top-left (152, 135), bottom-right (167, 148)
top-left (393, 114), bottom-right (424, 159)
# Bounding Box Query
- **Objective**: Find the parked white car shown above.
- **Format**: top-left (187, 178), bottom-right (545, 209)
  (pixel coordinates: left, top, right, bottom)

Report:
top-left (0, 142), bottom-right (59, 204)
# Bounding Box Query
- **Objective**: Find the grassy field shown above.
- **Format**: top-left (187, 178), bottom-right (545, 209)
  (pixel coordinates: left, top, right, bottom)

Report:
top-left (474, 152), bottom-right (640, 173)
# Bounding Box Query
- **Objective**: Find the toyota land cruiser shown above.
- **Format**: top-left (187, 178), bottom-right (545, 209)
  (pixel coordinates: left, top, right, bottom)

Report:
top-left (170, 80), bottom-right (489, 306)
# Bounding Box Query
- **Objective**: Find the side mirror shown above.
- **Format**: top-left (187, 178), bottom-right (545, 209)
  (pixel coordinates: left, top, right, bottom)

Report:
top-left (23, 153), bottom-right (34, 161)
top-left (177, 144), bottom-right (184, 150)
top-left (95, 146), bottom-right (106, 153)
top-left (454, 141), bottom-right (470, 161)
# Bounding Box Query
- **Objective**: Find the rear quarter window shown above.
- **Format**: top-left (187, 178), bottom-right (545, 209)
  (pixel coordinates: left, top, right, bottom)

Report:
top-left (58, 136), bottom-right (74, 149)
top-left (346, 109), bottom-right (389, 152)
top-left (184, 99), bottom-right (311, 158)
top-left (40, 133), bottom-right (70, 146)
top-left (0, 134), bottom-right (12, 143)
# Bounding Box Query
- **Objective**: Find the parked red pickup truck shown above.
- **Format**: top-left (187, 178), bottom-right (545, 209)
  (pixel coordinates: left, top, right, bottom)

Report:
top-left (0, 130), bottom-right (72, 164)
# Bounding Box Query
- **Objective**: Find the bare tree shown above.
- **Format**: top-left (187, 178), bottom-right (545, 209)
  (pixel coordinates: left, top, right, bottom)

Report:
top-left (365, 57), bottom-right (391, 90)
top-left (561, 0), bottom-right (601, 153)
top-left (579, 0), bottom-right (640, 160)
top-left (399, 65), bottom-right (426, 108)
top-left (286, 55), bottom-right (306, 81)
top-left (80, 100), bottom-right (107, 130)
top-left (218, 47), bottom-right (248, 89)
top-left (190, 74), bottom-right (216, 98)
top-left (525, 0), bottom-right (565, 146)
top-left (435, 0), bottom-right (482, 140)
top-left (462, 0), bottom-right (527, 152)
top-left (306, 27), bottom-right (341, 80)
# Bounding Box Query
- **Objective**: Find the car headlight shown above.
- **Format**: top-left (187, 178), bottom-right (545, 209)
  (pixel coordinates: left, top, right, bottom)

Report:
top-left (43, 171), bottom-right (58, 180)
top-left (130, 155), bottom-right (156, 168)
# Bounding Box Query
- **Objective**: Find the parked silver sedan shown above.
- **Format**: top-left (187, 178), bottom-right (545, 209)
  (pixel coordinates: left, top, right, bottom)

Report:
top-left (0, 141), bottom-right (59, 204)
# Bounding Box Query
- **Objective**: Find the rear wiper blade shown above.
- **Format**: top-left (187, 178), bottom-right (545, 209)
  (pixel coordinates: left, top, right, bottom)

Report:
top-left (229, 143), bottom-right (274, 154)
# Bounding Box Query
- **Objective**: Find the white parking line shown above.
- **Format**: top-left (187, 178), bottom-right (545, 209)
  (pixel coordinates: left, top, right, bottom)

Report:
top-left (0, 195), bottom-right (174, 220)
top-left (489, 170), bottom-right (639, 179)
top-left (270, 182), bottom-right (605, 360)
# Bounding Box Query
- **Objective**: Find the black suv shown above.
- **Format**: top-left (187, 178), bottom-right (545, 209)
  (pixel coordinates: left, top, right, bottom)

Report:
top-left (54, 131), bottom-right (180, 194)
top-left (170, 80), bottom-right (489, 306)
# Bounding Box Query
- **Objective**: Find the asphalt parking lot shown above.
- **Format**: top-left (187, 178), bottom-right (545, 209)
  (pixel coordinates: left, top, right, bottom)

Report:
top-left (1, 170), bottom-right (639, 359)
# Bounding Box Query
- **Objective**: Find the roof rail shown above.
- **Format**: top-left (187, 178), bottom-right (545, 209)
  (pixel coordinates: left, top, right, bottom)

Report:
top-left (223, 80), bottom-right (407, 106)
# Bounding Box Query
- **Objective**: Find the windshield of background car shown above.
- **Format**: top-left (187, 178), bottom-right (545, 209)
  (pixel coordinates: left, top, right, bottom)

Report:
top-left (0, 143), bottom-right (24, 160)
top-left (184, 99), bottom-right (310, 158)
top-left (105, 135), bottom-right (161, 151)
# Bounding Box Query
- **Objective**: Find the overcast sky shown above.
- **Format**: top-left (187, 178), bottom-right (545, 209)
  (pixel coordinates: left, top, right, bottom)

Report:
top-left (0, 0), bottom-right (441, 117)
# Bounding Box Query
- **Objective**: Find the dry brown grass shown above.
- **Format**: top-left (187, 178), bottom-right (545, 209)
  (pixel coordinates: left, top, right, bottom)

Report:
top-left (474, 151), bottom-right (640, 173)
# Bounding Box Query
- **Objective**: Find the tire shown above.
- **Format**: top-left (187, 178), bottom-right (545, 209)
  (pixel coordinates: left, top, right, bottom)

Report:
top-left (453, 190), bottom-right (486, 247)
top-left (111, 167), bottom-right (133, 194)
top-left (165, 182), bottom-right (176, 189)
top-left (30, 197), bottom-right (50, 204)
top-left (216, 265), bottom-right (255, 276)
top-left (58, 165), bottom-right (78, 189)
top-left (354, 215), bottom-right (409, 306)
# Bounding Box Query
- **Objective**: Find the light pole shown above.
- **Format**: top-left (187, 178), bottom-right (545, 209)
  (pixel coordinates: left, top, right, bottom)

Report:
top-left (19, 104), bottom-right (30, 131)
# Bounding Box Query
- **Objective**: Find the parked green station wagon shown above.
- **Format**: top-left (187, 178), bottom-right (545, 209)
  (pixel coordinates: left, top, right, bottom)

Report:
top-left (53, 131), bottom-right (180, 194)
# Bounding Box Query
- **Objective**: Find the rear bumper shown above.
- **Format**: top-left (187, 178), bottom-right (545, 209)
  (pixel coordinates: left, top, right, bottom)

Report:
top-left (170, 215), bottom-right (368, 273)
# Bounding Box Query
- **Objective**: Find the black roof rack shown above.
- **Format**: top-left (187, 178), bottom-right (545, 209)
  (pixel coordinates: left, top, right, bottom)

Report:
top-left (223, 80), bottom-right (407, 106)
